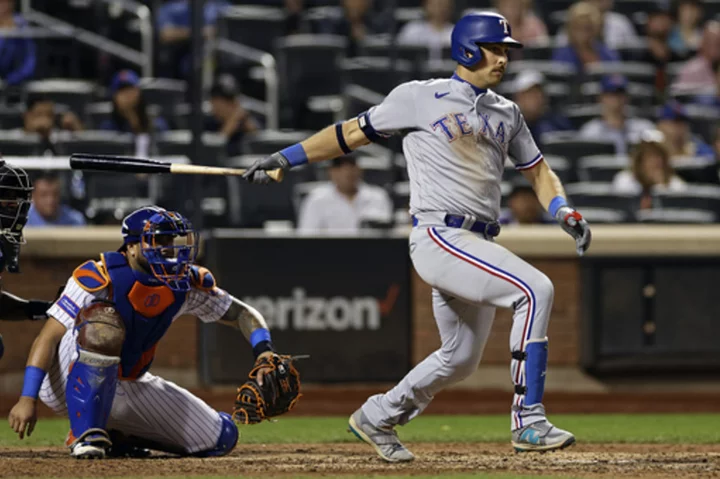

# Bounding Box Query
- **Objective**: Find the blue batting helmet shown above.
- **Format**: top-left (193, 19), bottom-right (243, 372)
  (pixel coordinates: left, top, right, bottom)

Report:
top-left (451, 12), bottom-right (523, 68)
top-left (120, 206), bottom-right (198, 291)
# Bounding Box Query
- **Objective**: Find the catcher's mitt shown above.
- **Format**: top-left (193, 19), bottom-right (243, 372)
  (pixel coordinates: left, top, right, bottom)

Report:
top-left (232, 354), bottom-right (303, 425)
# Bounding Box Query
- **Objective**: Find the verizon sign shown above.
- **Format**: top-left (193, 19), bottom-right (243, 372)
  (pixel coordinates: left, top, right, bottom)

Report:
top-left (200, 236), bottom-right (412, 383)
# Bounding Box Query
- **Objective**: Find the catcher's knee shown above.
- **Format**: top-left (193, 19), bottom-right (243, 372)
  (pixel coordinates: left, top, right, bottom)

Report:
top-left (192, 412), bottom-right (238, 457)
top-left (75, 301), bottom-right (125, 356)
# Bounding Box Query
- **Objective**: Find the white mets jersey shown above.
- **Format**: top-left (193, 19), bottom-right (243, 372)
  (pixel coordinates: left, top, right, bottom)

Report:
top-left (361, 74), bottom-right (543, 222)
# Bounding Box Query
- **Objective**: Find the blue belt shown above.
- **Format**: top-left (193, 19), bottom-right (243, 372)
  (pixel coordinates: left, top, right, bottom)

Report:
top-left (412, 214), bottom-right (501, 237)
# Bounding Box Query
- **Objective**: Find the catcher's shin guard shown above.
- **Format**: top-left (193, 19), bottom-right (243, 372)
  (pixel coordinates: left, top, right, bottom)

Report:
top-left (66, 348), bottom-right (120, 450)
top-left (193, 412), bottom-right (238, 457)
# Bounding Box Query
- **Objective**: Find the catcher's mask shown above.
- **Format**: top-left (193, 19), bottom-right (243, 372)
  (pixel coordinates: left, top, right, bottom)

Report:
top-left (121, 206), bottom-right (198, 291)
top-left (0, 160), bottom-right (33, 246)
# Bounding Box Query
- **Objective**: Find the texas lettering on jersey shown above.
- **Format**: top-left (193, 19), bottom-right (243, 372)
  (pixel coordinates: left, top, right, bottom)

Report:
top-left (431, 112), bottom-right (508, 146)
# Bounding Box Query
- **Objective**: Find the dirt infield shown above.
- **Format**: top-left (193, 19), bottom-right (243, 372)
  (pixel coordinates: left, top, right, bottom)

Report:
top-left (1, 443), bottom-right (718, 478)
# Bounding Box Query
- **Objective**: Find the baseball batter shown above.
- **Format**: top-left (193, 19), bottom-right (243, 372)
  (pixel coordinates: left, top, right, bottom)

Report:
top-left (7, 206), bottom-right (285, 459)
top-left (244, 12), bottom-right (591, 461)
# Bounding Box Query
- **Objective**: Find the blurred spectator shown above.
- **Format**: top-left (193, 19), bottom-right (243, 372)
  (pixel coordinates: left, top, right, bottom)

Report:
top-left (640, 6), bottom-right (685, 94)
top-left (499, 180), bottom-right (552, 225)
top-left (672, 21), bottom-right (720, 95)
top-left (494, 0), bottom-right (548, 46)
top-left (27, 172), bottom-right (86, 227)
top-left (510, 71), bottom-right (573, 145)
top-left (100, 70), bottom-right (169, 157)
top-left (0, 0), bottom-right (36, 86)
top-left (668, 0), bottom-right (703, 58)
top-left (22, 97), bottom-right (84, 155)
top-left (655, 101), bottom-right (715, 162)
top-left (612, 131), bottom-right (687, 211)
top-left (205, 74), bottom-right (259, 157)
top-left (555, 0), bottom-right (639, 49)
top-left (284, 0), bottom-right (312, 35)
top-left (156, 0), bottom-right (229, 78)
top-left (552, 2), bottom-right (619, 72)
top-left (578, 75), bottom-right (654, 155)
top-left (691, 62), bottom-right (720, 108)
top-left (320, 0), bottom-right (390, 57)
top-left (397, 0), bottom-right (454, 59)
top-left (297, 156), bottom-right (393, 234)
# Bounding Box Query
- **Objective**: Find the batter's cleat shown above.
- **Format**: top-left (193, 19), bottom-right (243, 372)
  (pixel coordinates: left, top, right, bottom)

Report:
top-left (348, 408), bottom-right (415, 463)
top-left (68, 428), bottom-right (112, 460)
top-left (512, 420), bottom-right (576, 453)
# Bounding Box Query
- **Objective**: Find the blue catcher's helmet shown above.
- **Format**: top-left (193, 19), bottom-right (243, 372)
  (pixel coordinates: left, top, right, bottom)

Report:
top-left (120, 206), bottom-right (198, 291)
top-left (451, 12), bottom-right (523, 68)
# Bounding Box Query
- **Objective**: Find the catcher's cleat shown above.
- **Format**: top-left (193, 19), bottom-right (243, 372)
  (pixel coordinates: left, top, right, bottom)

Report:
top-left (106, 430), bottom-right (152, 458)
top-left (68, 429), bottom-right (112, 459)
top-left (512, 420), bottom-right (576, 452)
top-left (348, 408), bottom-right (415, 463)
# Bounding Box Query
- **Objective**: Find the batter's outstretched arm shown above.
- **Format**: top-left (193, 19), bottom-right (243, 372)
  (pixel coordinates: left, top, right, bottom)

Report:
top-left (241, 119), bottom-right (371, 183)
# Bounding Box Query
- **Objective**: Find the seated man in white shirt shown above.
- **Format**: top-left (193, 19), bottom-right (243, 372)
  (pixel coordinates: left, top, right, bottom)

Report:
top-left (578, 74), bottom-right (655, 155)
top-left (297, 156), bottom-right (393, 234)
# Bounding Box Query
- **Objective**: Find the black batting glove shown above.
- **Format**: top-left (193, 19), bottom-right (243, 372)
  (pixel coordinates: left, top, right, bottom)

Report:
top-left (555, 206), bottom-right (592, 256)
top-left (242, 152), bottom-right (291, 185)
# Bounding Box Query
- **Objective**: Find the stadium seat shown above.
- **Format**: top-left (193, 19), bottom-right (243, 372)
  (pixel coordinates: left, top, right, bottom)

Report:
top-left (0, 104), bottom-right (24, 130)
top-left (580, 81), bottom-right (655, 108)
top-left (84, 102), bottom-right (113, 130)
top-left (340, 57), bottom-right (413, 96)
top-left (218, 6), bottom-right (286, 53)
top-left (564, 182), bottom-right (636, 211)
top-left (360, 37), bottom-right (431, 73)
top-left (584, 62), bottom-right (656, 85)
top-left (576, 207), bottom-right (630, 223)
top-left (230, 155), bottom-right (297, 227)
top-left (505, 60), bottom-right (578, 84)
top-left (24, 79), bottom-right (97, 114)
top-left (635, 208), bottom-right (717, 224)
top-left (654, 186), bottom-right (720, 214)
top-left (542, 138), bottom-right (617, 164)
top-left (577, 155), bottom-right (630, 182)
top-left (138, 78), bottom-right (187, 115)
top-left (343, 84), bottom-right (385, 120)
top-left (0, 131), bottom-right (42, 156)
top-left (56, 130), bottom-right (134, 157)
top-left (392, 181), bottom-right (410, 211)
top-left (156, 131), bottom-right (227, 165)
top-left (673, 161), bottom-right (720, 185)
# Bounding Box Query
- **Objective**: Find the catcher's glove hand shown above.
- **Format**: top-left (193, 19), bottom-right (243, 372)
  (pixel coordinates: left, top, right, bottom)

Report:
top-left (232, 353), bottom-right (304, 425)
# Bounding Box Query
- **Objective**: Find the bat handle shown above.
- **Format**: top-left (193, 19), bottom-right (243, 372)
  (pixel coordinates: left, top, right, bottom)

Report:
top-left (266, 169), bottom-right (285, 182)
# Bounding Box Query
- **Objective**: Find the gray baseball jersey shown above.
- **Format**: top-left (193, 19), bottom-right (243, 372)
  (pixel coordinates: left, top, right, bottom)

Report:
top-left (362, 74), bottom-right (543, 221)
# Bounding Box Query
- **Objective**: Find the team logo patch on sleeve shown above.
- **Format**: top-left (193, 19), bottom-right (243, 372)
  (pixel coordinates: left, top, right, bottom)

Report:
top-left (57, 295), bottom-right (80, 319)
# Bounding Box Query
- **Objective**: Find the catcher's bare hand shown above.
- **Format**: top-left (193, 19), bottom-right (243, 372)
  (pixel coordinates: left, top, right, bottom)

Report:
top-left (8, 397), bottom-right (37, 440)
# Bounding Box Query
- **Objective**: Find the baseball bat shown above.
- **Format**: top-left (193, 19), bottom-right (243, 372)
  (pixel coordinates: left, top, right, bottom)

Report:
top-left (69, 153), bottom-right (284, 182)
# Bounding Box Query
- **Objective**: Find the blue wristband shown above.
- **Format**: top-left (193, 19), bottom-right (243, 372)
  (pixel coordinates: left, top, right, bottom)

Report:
top-left (21, 366), bottom-right (46, 399)
top-left (549, 196), bottom-right (568, 217)
top-left (250, 328), bottom-right (272, 348)
top-left (280, 144), bottom-right (308, 167)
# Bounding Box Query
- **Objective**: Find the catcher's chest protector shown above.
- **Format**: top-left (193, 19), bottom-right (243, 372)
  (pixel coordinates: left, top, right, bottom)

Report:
top-left (102, 252), bottom-right (186, 379)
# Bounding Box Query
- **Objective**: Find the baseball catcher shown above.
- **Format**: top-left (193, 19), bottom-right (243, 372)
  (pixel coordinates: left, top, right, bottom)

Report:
top-left (9, 206), bottom-right (303, 459)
